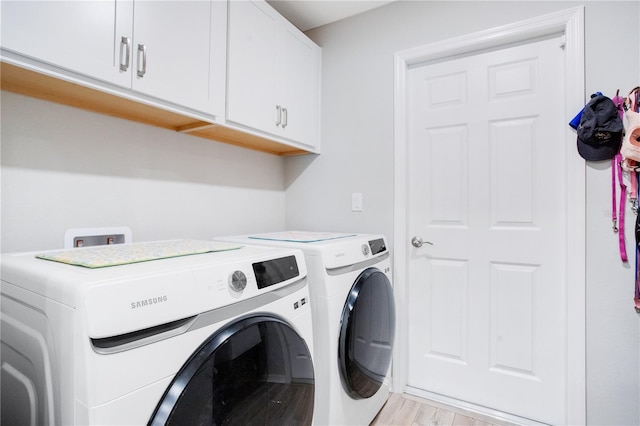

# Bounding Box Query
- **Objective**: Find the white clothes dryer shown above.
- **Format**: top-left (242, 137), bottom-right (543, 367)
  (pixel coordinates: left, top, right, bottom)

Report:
top-left (217, 232), bottom-right (395, 426)
top-left (1, 240), bottom-right (315, 425)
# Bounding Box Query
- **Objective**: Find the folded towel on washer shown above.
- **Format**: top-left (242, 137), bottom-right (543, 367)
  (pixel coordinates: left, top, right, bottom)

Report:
top-left (36, 239), bottom-right (242, 268)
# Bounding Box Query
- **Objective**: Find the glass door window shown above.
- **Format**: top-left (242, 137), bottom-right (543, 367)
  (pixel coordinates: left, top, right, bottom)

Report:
top-left (150, 315), bottom-right (314, 425)
top-left (338, 268), bottom-right (395, 399)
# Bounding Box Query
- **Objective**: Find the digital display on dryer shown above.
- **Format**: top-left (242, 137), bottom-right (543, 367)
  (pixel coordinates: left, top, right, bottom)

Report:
top-left (368, 238), bottom-right (387, 255)
top-left (252, 255), bottom-right (299, 289)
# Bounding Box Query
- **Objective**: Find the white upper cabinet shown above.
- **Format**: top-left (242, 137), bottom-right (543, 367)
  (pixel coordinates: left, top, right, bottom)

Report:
top-left (275, 24), bottom-right (321, 148)
top-left (131, 1), bottom-right (225, 115)
top-left (1, 1), bottom-right (225, 117)
top-left (1, 0), bottom-right (318, 155)
top-left (1, 1), bottom-right (133, 87)
top-left (227, 0), bottom-right (321, 151)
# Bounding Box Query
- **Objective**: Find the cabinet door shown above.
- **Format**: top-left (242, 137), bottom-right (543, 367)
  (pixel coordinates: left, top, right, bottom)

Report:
top-left (132, 1), bottom-right (218, 114)
top-left (276, 25), bottom-right (321, 148)
top-left (227, 0), bottom-right (320, 151)
top-left (1, 0), bottom-right (133, 88)
top-left (226, 0), bottom-right (277, 134)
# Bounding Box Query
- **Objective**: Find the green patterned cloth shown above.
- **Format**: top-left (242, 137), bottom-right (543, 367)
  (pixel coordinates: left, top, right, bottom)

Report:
top-left (36, 239), bottom-right (242, 268)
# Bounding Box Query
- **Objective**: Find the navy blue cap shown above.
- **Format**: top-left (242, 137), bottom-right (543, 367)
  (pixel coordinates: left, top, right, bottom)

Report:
top-left (576, 95), bottom-right (623, 161)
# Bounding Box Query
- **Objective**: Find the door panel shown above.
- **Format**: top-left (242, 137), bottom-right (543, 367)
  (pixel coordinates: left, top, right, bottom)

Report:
top-left (407, 36), bottom-right (566, 424)
top-left (227, 0), bottom-right (277, 133)
top-left (277, 25), bottom-right (320, 146)
top-left (1, 0), bottom-right (133, 87)
top-left (132, 1), bottom-right (214, 112)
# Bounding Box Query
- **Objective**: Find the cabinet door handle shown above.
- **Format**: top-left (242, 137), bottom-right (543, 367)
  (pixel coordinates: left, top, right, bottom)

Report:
top-left (275, 105), bottom-right (282, 126)
top-left (282, 107), bottom-right (288, 128)
top-left (137, 44), bottom-right (147, 78)
top-left (119, 36), bottom-right (131, 71)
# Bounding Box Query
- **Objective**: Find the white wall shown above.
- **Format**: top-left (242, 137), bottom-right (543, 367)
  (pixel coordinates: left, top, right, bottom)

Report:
top-left (582, 3), bottom-right (640, 424)
top-left (286, 1), bottom-right (640, 424)
top-left (1, 92), bottom-right (286, 253)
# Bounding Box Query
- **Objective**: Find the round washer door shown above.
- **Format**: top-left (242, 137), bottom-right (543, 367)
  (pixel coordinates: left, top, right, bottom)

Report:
top-left (338, 267), bottom-right (395, 399)
top-left (149, 315), bottom-right (314, 425)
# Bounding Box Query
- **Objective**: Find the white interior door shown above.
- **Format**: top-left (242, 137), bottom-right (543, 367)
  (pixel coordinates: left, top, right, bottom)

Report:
top-left (406, 36), bottom-right (567, 425)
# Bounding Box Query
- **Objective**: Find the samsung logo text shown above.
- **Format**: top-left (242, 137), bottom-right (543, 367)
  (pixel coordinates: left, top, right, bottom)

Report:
top-left (131, 295), bottom-right (168, 309)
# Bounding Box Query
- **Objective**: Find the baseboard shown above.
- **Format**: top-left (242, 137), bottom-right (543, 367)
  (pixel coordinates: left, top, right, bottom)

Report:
top-left (403, 387), bottom-right (549, 426)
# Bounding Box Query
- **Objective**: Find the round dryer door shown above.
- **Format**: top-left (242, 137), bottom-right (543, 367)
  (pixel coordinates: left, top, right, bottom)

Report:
top-left (149, 315), bottom-right (314, 425)
top-left (338, 267), bottom-right (395, 399)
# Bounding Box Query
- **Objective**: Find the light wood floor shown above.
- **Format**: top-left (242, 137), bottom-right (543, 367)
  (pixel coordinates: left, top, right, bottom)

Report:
top-left (370, 393), bottom-right (517, 426)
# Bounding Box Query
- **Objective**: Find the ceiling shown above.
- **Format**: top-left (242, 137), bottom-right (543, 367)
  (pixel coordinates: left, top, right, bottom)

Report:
top-left (266, 0), bottom-right (396, 31)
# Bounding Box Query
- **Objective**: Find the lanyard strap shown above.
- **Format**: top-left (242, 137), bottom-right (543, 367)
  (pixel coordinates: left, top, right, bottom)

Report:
top-left (631, 170), bottom-right (638, 212)
top-left (613, 153), bottom-right (628, 262)
top-left (635, 169), bottom-right (640, 313)
top-left (636, 245), bottom-right (640, 312)
top-left (636, 171), bottom-right (640, 312)
top-left (613, 156), bottom-right (617, 231)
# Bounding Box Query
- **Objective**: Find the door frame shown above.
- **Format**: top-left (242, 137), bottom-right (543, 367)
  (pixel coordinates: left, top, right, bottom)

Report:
top-left (392, 7), bottom-right (585, 424)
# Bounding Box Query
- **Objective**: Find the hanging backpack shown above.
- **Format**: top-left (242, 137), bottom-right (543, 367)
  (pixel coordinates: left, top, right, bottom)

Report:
top-left (621, 87), bottom-right (640, 167)
top-left (623, 86), bottom-right (640, 312)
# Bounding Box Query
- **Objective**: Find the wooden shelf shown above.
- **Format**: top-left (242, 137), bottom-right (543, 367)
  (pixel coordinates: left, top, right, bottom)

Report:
top-left (1, 62), bottom-right (310, 156)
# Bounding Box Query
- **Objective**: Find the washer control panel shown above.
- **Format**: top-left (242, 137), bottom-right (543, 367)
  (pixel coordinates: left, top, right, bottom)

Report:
top-left (368, 238), bottom-right (386, 255)
top-left (252, 255), bottom-right (299, 289)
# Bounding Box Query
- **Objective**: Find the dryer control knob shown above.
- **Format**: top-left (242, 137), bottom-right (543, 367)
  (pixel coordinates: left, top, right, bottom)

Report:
top-left (229, 270), bottom-right (247, 292)
top-left (361, 244), bottom-right (370, 256)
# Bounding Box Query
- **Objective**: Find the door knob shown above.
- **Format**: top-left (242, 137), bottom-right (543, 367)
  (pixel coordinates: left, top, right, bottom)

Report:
top-left (411, 236), bottom-right (433, 248)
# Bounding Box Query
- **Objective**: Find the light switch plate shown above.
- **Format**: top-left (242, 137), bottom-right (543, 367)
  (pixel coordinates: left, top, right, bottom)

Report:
top-left (352, 193), bottom-right (363, 212)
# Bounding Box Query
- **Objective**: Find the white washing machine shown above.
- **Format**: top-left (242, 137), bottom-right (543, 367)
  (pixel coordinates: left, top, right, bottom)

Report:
top-left (217, 232), bottom-right (395, 426)
top-left (1, 239), bottom-right (315, 425)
